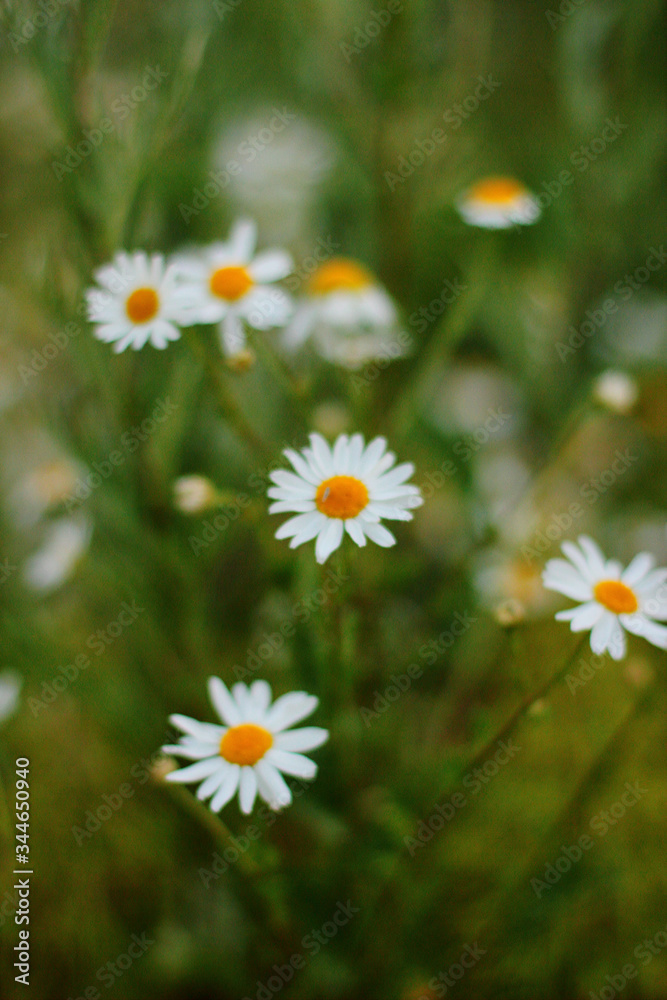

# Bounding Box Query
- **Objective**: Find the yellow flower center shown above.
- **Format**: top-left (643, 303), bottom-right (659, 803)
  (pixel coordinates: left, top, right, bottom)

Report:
top-left (125, 287), bottom-right (159, 324)
top-left (469, 176), bottom-right (525, 205)
top-left (308, 259), bottom-right (373, 295)
top-left (594, 579), bottom-right (638, 615)
top-left (209, 265), bottom-right (253, 301)
top-left (315, 475), bottom-right (369, 519)
top-left (219, 724), bottom-right (273, 766)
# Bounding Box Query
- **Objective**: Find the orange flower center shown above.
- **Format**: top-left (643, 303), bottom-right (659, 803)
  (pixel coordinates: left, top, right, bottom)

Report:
top-left (315, 475), bottom-right (369, 519)
top-left (308, 259), bottom-right (373, 295)
top-left (594, 579), bottom-right (638, 615)
top-left (469, 176), bottom-right (525, 205)
top-left (219, 724), bottom-right (273, 766)
top-left (125, 287), bottom-right (159, 324)
top-left (209, 266), bottom-right (253, 301)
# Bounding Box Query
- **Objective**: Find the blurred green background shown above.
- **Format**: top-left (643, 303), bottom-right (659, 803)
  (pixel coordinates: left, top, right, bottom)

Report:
top-left (1, 0), bottom-right (667, 997)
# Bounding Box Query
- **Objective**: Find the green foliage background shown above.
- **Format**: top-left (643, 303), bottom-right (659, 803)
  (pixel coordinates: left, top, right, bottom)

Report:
top-left (1, 0), bottom-right (666, 997)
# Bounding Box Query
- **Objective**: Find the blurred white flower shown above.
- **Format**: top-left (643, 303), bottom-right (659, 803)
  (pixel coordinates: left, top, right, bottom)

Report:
top-left (457, 176), bottom-right (540, 229)
top-left (173, 475), bottom-right (219, 515)
top-left (10, 458), bottom-right (81, 528)
top-left (86, 252), bottom-right (186, 352)
top-left (0, 670), bottom-right (22, 724)
top-left (163, 677), bottom-right (328, 814)
top-left (592, 370), bottom-right (639, 414)
top-left (284, 258), bottom-right (406, 369)
top-left (543, 535), bottom-right (667, 660)
top-left (23, 517), bottom-right (92, 593)
top-left (174, 219), bottom-right (293, 357)
top-left (268, 433), bottom-right (423, 563)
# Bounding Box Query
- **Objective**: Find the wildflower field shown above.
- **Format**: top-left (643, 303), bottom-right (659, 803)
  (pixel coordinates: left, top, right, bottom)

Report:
top-left (1, 1), bottom-right (667, 997)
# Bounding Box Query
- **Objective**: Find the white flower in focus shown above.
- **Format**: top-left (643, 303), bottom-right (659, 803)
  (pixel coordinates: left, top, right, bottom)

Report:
top-left (86, 252), bottom-right (186, 352)
top-left (162, 678), bottom-right (328, 814)
top-left (268, 433), bottom-right (423, 564)
top-left (173, 475), bottom-right (219, 514)
top-left (23, 517), bottom-right (92, 593)
top-left (592, 370), bottom-right (639, 414)
top-left (0, 670), bottom-right (22, 724)
top-left (457, 176), bottom-right (540, 229)
top-left (174, 219), bottom-right (293, 357)
top-left (284, 258), bottom-right (406, 370)
top-left (542, 535), bottom-right (667, 660)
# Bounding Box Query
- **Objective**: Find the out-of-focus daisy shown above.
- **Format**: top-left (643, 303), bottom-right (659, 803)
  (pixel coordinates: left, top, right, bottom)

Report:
top-left (0, 669), bottom-right (22, 725)
top-left (268, 433), bottom-right (423, 564)
top-left (86, 252), bottom-right (186, 352)
top-left (283, 258), bottom-right (406, 369)
top-left (173, 475), bottom-right (219, 514)
top-left (162, 678), bottom-right (328, 814)
top-left (174, 219), bottom-right (293, 358)
top-left (542, 535), bottom-right (667, 660)
top-left (592, 370), bottom-right (639, 415)
top-left (456, 176), bottom-right (540, 229)
top-left (23, 516), bottom-right (92, 593)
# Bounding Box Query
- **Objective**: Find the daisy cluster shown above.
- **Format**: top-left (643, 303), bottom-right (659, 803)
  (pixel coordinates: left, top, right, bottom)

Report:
top-left (85, 218), bottom-right (405, 367)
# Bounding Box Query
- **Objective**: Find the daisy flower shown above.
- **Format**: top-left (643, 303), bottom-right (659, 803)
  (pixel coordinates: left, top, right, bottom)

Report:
top-left (268, 433), bottom-right (423, 564)
top-left (284, 258), bottom-right (406, 369)
top-left (456, 176), bottom-right (540, 229)
top-left (86, 252), bottom-right (186, 352)
top-left (174, 218), bottom-right (293, 357)
top-left (542, 535), bottom-right (667, 660)
top-left (162, 678), bottom-right (328, 814)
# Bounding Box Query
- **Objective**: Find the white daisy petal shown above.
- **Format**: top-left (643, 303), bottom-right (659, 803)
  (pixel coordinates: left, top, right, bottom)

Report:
top-left (269, 499), bottom-right (317, 514)
top-left (309, 433), bottom-right (334, 474)
top-left (315, 518), bottom-right (344, 563)
top-left (620, 614), bottom-right (667, 649)
top-left (255, 759), bottom-right (293, 809)
top-left (289, 513), bottom-right (328, 548)
top-left (560, 541), bottom-right (598, 582)
top-left (589, 612), bottom-right (618, 656)
top-left (165, 757), bottom-right (222, 783)
top-left (332, 435), bottom-right (350, 474)
top-left (283, 448), bottom-right (321, 484)
top-left (345, 518), bottom-right (367, 546)
top-left (196, 768), bottom-right (227, 801)
top-left (266, 692), bottom-right (319, 731)
top-left (361, 521), bottom-right (396, 548)
top-left (228, 218), bottom-right (257, 262)
top-left (266, 749), bottom-right (317, 779)
top-left (274, 727), bottom-right (329, 753)
top-left (269, 470), bottom-right (317, 493)
top-left (239, 766), bottom-right (258, 814)
top-left (249, 249), bottom-right (293, 283)
top-left (208, 677), bottom-right (242, 726)
top-left (249, 680), bottom-right (273, 715)
top-left (563, 601), bottom-right (605, 632)
top-left (161, 743), bottom-right (215, 760)
top-left (210, 766), bottom-right (241, 812)
top-left (577, 536), bottom-right (607, 578)
top-left (622, 552), bottom-right (655, 587)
